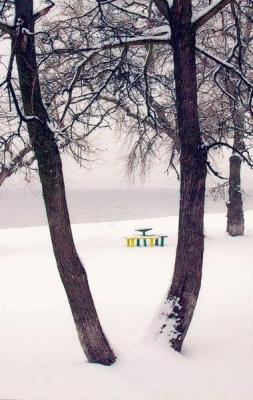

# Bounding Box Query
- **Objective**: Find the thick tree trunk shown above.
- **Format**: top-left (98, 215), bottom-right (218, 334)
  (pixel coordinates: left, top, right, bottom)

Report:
top-left (226, 113), bottom-right (245, 237)
top-left (227, 156), bottom-right (244, 236)
top-left (159, 1), bottom-right (207, 352)
top-left (13, 0), bottom-right (115, 365)
top-left (225, 1), bottom-right (252, 237)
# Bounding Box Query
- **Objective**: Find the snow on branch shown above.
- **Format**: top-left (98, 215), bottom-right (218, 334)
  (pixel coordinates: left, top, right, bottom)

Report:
top-left (207, 141), bottom-right (253, 168)
top-left (60, 50), bottom-right (99, 123)
top-left (55, 26), bottom-right (171, 56)
top-left (113, 26), bottom-right (171, 47)
top-left (196, 46), bottom-right (253, 90)
top-left (193, 0), bottom-right (233, 29)
top-left (0, 145), bottom-right (33, 186)
top-left (33, 1), bottom-right (55, 22)
top-left (153, 0), bottom-right (172, 22)
top-left (0, 18), bottom-right (14, 35)
top-left (91, 26), bottom-right (171, 51)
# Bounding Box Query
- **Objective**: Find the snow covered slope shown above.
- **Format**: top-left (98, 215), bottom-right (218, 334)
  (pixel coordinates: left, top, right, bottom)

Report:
top-left (0, 212), bottom-right (252, 399)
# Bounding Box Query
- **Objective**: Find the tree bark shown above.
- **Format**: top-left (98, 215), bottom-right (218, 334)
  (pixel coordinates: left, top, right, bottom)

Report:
top-left (13, 0), bottom-right (116, 365)
top-left (159, 0), bottom-right (207, 352)
top-left (225, 70), bottom-right (245, 237)
top-left (225, 1), bottom-right (250, 237)
top-left (227, 114), bottom-right (245, 236)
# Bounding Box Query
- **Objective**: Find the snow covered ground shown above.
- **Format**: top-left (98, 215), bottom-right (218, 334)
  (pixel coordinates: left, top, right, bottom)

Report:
top-left (0, 212), bottom-right (252, 400)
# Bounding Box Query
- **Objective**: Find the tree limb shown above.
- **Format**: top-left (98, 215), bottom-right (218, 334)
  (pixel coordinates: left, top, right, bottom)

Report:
top-left (0, 145), bottom-right (33, 186)
top-left (193, 0), bottom-right (233, 29)
top-left (196, 46), bottom-right (253, 90)
top-left (33, 1), bottom-right (55, 22)
top-left (152, 0), bottom-right (171, 22)
top-left (0, 19), bottom-right (14, 36)
top-left (207, 141), bottom-right (253, 167)
top-left (53, 26), bottom-right (171, 56)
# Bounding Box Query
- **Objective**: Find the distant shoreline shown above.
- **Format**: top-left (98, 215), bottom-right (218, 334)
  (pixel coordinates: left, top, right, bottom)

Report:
top-left (1, 187), bottom-right (253, 229)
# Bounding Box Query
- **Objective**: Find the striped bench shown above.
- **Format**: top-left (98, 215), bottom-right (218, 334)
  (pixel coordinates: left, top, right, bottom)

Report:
top-left (125, 235), bottom-right (168, 247)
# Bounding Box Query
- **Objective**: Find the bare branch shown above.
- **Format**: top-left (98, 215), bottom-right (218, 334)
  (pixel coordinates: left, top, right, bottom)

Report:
top-left (207, 141), bottom-right (253, 167)
top-left (152, 0), bottom-right (171, 22)
top-left (33, 1), bottom-right (55, 22)
top-left (196, 46), bottom-right (253, 90)
top-left (0, 145), bottom-right (33, 186)
top-left (193, 0), bottom-right (233, 29)
top-left (0, 18), bottom-right (14, 35)
top-left (53, 26), bottom-right (171, 57)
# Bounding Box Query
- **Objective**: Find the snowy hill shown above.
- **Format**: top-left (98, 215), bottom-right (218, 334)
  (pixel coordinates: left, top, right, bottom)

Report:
top-left (0, 212), bottom-right (252, 399)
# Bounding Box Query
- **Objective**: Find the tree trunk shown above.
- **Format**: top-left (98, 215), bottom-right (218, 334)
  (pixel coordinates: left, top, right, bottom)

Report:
top-left (13, 0), bottom-right (116, 365)
top-left (225, 1), bottom-right (250, 237)
top-left (159, 1), bottom-right (207, 352)
top-left (226, 113), bottom-right (245, 237)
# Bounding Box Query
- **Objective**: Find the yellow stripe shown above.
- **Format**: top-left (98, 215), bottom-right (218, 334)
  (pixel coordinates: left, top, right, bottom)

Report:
top-left (130, 238), bottom-right (135, 247)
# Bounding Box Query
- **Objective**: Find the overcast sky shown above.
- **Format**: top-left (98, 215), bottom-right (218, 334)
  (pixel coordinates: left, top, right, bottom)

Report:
top-left (5, 129), bottom-right (179, 190)
top-left (62, 139), bottom-right (177, 190)
top-left (4, 126), bottom-right (252, 191)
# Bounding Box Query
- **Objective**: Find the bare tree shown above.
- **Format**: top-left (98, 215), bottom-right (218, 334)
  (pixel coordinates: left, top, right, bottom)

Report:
top-left (1, 0), bottom-right (252, 354)
top-left (46, 0), bottom-right (253, 351)
top-left (0, 0), bottom-right (115, 365)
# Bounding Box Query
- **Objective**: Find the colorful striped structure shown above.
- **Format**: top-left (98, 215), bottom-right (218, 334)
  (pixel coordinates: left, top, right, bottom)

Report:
top-left (125, 235), bottom-right (168, 247)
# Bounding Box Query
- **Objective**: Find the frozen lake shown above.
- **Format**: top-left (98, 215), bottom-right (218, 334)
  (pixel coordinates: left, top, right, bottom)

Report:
top-left (1, 187), bottom-right (253, 229)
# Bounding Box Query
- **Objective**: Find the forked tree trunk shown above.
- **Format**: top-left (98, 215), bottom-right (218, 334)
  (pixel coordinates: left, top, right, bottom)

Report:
top-left (159, 1), bottom-right (207, 352)
top-left (227, 113), bottom-right (245, 237)
top-left (14, 0), bottom-right (115, 365)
